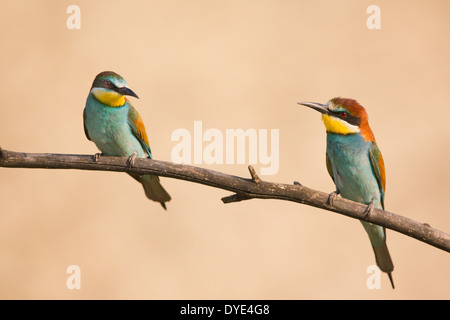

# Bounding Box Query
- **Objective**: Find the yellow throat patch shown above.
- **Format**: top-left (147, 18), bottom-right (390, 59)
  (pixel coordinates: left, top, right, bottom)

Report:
top-left (91, 88), bottom-right (125, 107)
top-left (321, 114), bottom-right (360, 135)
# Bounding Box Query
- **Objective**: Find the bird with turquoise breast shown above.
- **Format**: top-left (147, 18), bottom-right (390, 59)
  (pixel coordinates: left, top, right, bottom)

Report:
top-left (298, 97), bottom-right (394, 288)
top-left (83, 71), bottom-right (171, 209)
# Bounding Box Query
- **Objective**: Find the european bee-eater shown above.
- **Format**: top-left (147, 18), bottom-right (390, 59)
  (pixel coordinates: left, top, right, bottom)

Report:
top-left (83, 71), bottom-right (171, 209)
top-left (299, 97), bottom-right (394, 288)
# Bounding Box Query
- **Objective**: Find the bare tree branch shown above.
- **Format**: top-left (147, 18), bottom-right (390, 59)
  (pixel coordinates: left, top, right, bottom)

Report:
top-left (1, 147), bottom-right (449, 253)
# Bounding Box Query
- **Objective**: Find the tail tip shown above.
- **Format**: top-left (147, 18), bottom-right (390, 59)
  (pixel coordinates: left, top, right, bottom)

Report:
top-left (388, 273), bottom-right (395, 289)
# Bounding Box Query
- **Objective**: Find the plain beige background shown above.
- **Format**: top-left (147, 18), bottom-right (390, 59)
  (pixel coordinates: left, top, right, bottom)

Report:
top-left (0, 1), bottom-right (449, 299)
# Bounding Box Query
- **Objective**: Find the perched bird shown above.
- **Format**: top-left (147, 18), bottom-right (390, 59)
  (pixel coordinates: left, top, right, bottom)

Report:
top-left (83, 71), bottom-right (171, 209)
top-left (298, 97), bottom-right (394, 288)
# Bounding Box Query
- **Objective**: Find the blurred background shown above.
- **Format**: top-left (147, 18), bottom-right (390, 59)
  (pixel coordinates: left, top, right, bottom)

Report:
top-left (0, 0), bottom-right (449, 299)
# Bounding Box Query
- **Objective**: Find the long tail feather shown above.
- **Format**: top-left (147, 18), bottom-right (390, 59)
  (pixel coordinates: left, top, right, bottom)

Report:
top-left (371, 241), bottom-right (395, 289)
top-left (361, 221), bottom-right (395, 289)
top-left (128, 173), bottom-right (171, 209)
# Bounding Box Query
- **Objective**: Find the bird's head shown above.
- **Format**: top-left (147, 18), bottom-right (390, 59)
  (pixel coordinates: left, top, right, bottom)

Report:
top-left (90, 71), bottom-right (139, 107)
top-left (298, 97), bottom-right (375, 141)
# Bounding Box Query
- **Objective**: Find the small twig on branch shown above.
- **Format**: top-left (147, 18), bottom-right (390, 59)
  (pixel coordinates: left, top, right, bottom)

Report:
top-left (221, 166), bottom-right (261, 203)
top-left (221, 193), bottom-right (253, 203)
top-left (0, 147), bottom-right (449, 253)
top-left (248, 165), bottom-right (261, 184)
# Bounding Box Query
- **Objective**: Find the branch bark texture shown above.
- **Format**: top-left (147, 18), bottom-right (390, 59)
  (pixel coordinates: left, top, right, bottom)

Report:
top-left (1, 147), bottom-right (449, 253)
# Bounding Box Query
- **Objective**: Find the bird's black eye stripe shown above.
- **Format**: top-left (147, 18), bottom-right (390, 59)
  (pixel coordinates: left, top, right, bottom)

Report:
top-left (331, 111), bottom-right (361, 126)
top-left (92, 78), bottom-right (116, 90)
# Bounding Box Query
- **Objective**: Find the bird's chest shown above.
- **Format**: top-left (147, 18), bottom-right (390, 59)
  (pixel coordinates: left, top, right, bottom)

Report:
top-left (326, 134), bottom-right (380, 205)
top-left (84, 103), bottom-right (142, 157)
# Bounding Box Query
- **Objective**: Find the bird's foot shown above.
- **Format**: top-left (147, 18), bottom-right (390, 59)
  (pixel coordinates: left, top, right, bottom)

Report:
top-left (327, 190), bottom-right (340, 206)
top-left (127, 152), bottom-right (138, 168)
top-left (293, 181), bottom-right (302, 187)
top-left (363, 200), bottom-right (375, 220)
top-left (93, 153), bottom-right (103, 163)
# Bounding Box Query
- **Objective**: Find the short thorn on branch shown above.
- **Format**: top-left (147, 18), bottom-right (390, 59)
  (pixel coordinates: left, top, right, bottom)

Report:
top-left (248, 165), bottom-right (261, 184)
top-left (221, 166), bottom-right (263, 204)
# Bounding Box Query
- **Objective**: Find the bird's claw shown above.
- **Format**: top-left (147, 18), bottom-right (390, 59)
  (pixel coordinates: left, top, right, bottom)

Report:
top-left (363, 201), bottom-right (375, 220)
top-left (327, 190), bottom-right (340, 206)
top-left (93, 153), bottom-right (103, 163)
top-left (127, 152), bottom-right (138, 168)
top-left (293, 181), bottom-right (302, 186)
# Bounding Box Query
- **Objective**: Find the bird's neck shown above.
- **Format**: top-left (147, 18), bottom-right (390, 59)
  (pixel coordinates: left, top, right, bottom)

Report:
top-left (326, 132), bottom-right (370, 156)
top-left (326, 131), bottom-right (365, 143)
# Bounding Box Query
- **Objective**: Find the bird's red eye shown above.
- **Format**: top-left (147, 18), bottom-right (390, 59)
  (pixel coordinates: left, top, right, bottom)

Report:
top-left (105, 80), bottom-right (111, 87)
top-left (339, 112), bottom-right (348, 117)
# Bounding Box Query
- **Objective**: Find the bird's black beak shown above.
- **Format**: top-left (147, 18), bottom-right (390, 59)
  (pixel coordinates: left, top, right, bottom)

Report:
top-left (116, 87), bottom-right (139, 99)
top-left (298, 102), bottom-right (329, 115)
